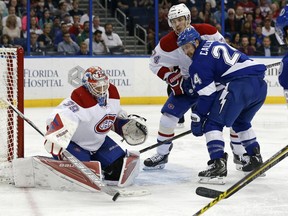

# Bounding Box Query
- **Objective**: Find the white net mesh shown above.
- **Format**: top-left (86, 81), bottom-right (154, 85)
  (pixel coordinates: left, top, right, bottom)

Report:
top-left (0, 48), bottom-right (22, 173)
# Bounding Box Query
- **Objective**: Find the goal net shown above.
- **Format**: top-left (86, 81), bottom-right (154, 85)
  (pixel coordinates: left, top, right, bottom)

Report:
top-left (0, 47), bottom-right (24, 181)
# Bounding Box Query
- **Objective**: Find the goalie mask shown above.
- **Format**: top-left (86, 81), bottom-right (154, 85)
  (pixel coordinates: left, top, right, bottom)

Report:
top-left (82, 66), bottom-right (109, 106)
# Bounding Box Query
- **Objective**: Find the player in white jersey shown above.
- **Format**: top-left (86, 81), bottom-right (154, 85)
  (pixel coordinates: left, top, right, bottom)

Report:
top-left (144, 3), bottom-right (246, 170)
top-left (177, 27), bottom-right (266, 184)
top-left (44, 66), bottom-right (148, 186)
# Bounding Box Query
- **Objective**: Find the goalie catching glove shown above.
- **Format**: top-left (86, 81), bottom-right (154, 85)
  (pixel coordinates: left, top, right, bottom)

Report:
top-left (113, 114), bottom-right (148, 145)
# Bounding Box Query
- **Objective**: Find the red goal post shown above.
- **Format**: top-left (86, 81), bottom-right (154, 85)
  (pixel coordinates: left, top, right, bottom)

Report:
top-left (0, 47), bottom-right (24, 164)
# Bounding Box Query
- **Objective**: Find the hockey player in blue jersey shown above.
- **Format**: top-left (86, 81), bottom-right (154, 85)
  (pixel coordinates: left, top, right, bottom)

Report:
top-left (177, 27), bottom-right (267, 184)
top-left (276, 5), bottom-right (288, 104)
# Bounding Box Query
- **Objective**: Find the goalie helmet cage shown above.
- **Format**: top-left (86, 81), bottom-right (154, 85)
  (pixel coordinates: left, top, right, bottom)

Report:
top-left (0, 47), bottom-right (24, 164)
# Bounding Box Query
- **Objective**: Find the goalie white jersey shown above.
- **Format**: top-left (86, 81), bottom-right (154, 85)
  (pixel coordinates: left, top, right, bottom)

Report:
top-left (46, 84), bottom-right (122, 152)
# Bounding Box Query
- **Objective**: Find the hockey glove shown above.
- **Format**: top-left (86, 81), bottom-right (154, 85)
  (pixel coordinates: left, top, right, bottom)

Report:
top-left (44, 139), bottom-right (64, 160)
top-left (182, 78), bottom-right (194, 96)
top-left (191, 112), bottom-right (205, 137)
top-left (166, 67), bottom-right (184, 96)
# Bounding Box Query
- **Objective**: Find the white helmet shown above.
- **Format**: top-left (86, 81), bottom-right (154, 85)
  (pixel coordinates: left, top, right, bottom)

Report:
top-left (168, 3), bottom-right (191, 28)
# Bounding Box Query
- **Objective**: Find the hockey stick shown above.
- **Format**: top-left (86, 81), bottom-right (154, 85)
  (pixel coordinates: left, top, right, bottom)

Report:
top-left (139, 130), bottom-right (191, 154)
top-left (193, 144), bottom-right (288, 215)
top-left (0, 98), bottom-right (121, 201)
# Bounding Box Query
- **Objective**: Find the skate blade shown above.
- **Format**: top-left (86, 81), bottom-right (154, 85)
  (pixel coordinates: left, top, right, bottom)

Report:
top-left (142, 164), bottom-right (165, 170)
top-left (198, 176), bottom-right (226, 185)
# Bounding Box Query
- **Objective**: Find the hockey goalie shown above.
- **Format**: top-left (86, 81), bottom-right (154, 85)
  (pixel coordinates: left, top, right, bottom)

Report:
top-left (11, 66), bottom-right (148, 192)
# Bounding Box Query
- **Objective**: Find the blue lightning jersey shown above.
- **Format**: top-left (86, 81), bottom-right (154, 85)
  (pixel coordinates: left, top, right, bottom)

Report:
top-left (189, 40), bottom-right (266, 116)
top-left (278, 54), bottom-right (288, 89)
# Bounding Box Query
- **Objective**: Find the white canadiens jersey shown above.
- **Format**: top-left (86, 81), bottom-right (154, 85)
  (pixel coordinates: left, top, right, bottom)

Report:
top-left (46, 84), bottom-right (122, 152)
top-left (149, 24), bottom-right (225, 80)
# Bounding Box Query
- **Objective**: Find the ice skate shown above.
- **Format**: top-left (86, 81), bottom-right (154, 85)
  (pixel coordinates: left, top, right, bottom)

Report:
top-left (176, 123), bottom-right (185, 129)
top-left (241, 147), bottom-right (264, 174)
top-left (198, 153), bottom-right (228, 185)
top-left (143, 153), bottom-right (169, 170)
top-left (233, 153), bottom-right (243, 171)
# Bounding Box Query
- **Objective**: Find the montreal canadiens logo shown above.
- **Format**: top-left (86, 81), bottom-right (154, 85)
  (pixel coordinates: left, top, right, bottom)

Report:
top-left (94, 114), bottom-right (116, 133)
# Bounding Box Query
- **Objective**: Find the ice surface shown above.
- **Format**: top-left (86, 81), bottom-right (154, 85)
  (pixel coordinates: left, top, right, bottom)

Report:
top-left (1, 104), bottom-right (288, 216)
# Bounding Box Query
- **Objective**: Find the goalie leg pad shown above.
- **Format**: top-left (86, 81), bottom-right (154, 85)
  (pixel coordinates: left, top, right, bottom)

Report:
top-left (118, 151), bottom-right (140, 187)
top-left (12, 156), bottom-right (103, 192)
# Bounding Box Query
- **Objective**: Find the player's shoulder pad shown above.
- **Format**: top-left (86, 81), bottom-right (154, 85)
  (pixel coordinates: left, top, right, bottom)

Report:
top-left (159, 31), bottom-right (178, 52)
top-left (71, 86), bottom-right (97, 108)
top-left (108, 83), bottom-right (120, 100)
top-left (191, 23), bottom-right (217, 36)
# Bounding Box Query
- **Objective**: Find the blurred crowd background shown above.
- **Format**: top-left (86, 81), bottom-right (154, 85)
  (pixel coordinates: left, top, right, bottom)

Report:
top-left (0, 0), bottom-right (286, 56)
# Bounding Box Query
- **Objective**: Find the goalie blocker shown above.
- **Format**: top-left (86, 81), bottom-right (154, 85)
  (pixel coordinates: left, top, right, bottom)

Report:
top-left (11, 150), bottom-right (140, 191)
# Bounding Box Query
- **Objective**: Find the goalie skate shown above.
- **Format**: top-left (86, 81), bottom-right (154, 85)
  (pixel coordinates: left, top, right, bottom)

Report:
top-left (198, 153), bottom-right (228, 185)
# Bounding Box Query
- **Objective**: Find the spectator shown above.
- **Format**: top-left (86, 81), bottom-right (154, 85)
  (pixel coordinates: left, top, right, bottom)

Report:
top-left (76, 41), bottom-right (89, 55)
top-left (57, 32), bottom-right (80, 54)
top-left (270, 3), bottom-right (280, 23)
top-left (2, 6), bottom-right (21, 29)
top-left (3, 14), bottom-right (21, 40)
top-left (37, 23), bottom-right (54, 51)
top-left (0, 1), bottom-right (8, 17)
top-left (80, 9), bottom-right (93, 25)
top-left (213, 4), bottom-right (227, 24)
top-left (35, 0), bottom-right (49, 20)
top-left (30, 32), bottom-right (42, 53)
top-left (68, 0), bottom-right (84, 17)
top-left (147, 8), bottom-right (170, 39)
top-left (50, 16), bottom-right (61, 40)
top-left (46, 0), bottom-right (57, 16)
top-left (85, 30), bottom-right (109, 55)
top-left (259, 0), bottom-right (271, 18)
top-left (249, 35), bottom-right (257, 52)
top-left (241, 21), bottom-right (253, 38)
top-left (190, 6), bottom-right (203, 24)
top-left (239, 35), bottom-right (255, 56)
top-left (76, 20), bottom-right (89, 45)
top-left (39, 9), bottom-right (53, 29)
top-left (245, 13), bottom-right (257, 32)
top-left (102, 23), bottom-right (125, 53)
top-left (21, 7), bottom-right (38, 33)
top-left (23, 16), bottom-right (43, 38)
top-left (0, 34), bottom-right (13, 48)
top-left (7, 0), bottom-right (21, 17)
top-left (54, 22), bottom-right (76, 48)
top-left (254, 6), bottom-right (264, 26)
top-left (262, 17), bottom-right (275, 36)
top-left (255, 36), bottom-right (279, 56)
top-left (54, 0), bottom-right (69, 19)
top-left (199, 2), bottom-right (215, 25)
top-left (159, 0), bottom-right (172, 11)
top-left (92, 16), bottom-right (105, 33)
top-left (236, 0), bottom-right (256, 15)
top-left (254, 25), bottom-right (265, 48)
top-left (137, 0), bottom-right (153, 8)
top-left (116, 0), bottom-right (131, 16)
top-left (235, 6), bottom-right (245, 33)
top-left (225, 8), bottom-right (237, 35)
top-left (69, 14), bottom-right (81, 36)
top-left (61, 13), bottom-right (73, 27)
top-left (231, 32), bottom-right (241, 49)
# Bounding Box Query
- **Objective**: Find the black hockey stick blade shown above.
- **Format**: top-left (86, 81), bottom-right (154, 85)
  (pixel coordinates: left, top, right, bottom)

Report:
top-left (139, 130), bottom-right (191, 154)
top-left (196, 187), bottom-right (223, 199)
top-left (193, 145), bottom-right (288, 215)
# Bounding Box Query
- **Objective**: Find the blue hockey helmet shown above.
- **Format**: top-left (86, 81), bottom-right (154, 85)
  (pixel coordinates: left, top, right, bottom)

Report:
top-left (275, 5), bottom-right (288, 45)
top-left (177, 27), bottom-right (201, 47)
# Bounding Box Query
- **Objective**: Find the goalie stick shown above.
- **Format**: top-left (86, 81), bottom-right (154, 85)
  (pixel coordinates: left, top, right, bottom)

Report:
top-left (0, 98), bottom-right (121, 201)
top-left (192, 144), bottom-right (288, 216)
top-left (139, 130), bottom-right (191, 154)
